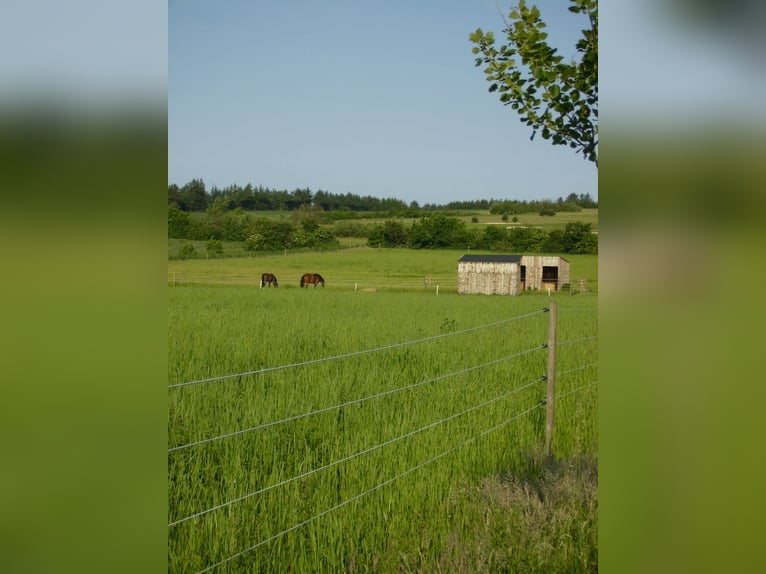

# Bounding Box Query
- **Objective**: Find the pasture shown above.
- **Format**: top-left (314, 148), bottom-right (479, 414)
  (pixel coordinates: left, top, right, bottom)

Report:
top-left (168, 247), bottom-right (598, 293)
top-left (168, 252), bottom-right (598, 572)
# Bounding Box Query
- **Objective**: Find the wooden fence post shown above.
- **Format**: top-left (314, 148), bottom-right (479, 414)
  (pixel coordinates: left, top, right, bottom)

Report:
top-left (545, 301), bottom-right (557, 458)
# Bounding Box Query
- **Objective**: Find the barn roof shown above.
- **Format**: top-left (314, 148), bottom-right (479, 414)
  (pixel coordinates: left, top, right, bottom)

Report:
top-left (458, 254), bottom-right (523, 263)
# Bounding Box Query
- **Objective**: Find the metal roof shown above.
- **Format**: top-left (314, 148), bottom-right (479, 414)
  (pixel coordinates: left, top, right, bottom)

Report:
top-left (458, 254), bottom-right (523, 263)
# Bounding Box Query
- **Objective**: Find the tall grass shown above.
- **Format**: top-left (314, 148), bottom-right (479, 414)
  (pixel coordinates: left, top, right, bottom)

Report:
top-left (168, 283), bottom-right (596, 572)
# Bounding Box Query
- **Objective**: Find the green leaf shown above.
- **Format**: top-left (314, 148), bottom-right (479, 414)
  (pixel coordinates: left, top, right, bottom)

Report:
top-left (550, 84), bottom-right (560, 98)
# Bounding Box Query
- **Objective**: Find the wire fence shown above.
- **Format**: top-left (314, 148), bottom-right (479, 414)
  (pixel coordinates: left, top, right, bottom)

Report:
top-left (196, 401), bottom-right (548, 574)
top-left (168, 305), bottom-right (597, 572)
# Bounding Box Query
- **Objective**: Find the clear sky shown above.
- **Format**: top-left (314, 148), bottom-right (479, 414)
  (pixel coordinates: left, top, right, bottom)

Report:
top-left (169, 0), bottom-right (597, 206)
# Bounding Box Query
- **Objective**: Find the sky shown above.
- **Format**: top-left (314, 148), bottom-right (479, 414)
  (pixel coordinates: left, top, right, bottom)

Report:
top-left (168, 0), bottom-right (598, 206)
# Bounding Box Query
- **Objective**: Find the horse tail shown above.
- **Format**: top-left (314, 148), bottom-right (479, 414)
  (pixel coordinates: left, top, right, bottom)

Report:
top-left (300, 274), bottom-right (305, 287)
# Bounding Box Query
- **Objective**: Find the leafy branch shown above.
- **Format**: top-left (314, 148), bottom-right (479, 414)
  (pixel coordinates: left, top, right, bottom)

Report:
top-left (469, 0), bottom-right (598, 166)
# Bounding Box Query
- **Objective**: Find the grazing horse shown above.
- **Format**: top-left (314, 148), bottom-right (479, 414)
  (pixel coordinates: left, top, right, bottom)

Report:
top-left (300, 273), bottom-right (325, 288)
top-left (260, 273), bottom-right (278, 288)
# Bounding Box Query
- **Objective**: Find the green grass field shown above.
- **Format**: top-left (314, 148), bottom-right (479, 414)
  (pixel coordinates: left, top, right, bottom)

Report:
top-left (169, 249), bottom-right (597, 572)
top-left (168, 247), bottom-right (598, 293)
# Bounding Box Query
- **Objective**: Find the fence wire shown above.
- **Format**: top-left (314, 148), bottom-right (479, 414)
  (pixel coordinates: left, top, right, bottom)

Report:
top-left (169, 302), bottom-right (597, 572)
top-left (169, 376), bottom-right (545, 528)
top-left (559, 335), bottom-right (598, 346)
top-left (195, 400), bottom-right (546, 574)
top-left (169, 343), bottom-right (546, 453)
top-left (557, 380), bottom-right (598, 400)
top-left (556, 363), bottom-right (598, 378)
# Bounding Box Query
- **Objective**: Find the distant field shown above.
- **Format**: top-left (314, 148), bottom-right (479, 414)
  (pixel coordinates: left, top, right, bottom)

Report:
top-left (184, 208), bottom-right (598, 230)
top-left (463, 208), bottom-right (598, 230)
top-left (325, 208), bottom-right (598, 231)
top-left (167, 247), bottom-right (598, 293)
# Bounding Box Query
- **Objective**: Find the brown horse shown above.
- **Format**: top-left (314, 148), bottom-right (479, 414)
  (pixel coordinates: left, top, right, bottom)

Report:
top-left (300, 273), bottom-right (325, 288)
top-left (261, 273), bottom-right (278, 288)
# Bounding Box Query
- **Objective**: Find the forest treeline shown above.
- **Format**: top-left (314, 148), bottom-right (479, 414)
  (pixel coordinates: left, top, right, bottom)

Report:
top-left (168, 179), bottom-right (597, 215)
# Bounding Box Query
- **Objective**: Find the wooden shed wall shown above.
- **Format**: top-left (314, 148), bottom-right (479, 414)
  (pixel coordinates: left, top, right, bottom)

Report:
top-left (457, 261), bottom-right (521, 295)
top-left (520, 256), bottom-right (570, 291)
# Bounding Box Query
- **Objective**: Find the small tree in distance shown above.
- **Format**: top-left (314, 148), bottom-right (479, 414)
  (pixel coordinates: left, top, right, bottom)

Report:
top-left (243, 233), bottom-right (265, 256)
top-left (206, 239), bottom-right (223, 258)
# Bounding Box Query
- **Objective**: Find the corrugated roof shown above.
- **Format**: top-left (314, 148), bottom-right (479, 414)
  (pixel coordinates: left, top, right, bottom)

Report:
top-left (458, 254), bottom-right (522, 263)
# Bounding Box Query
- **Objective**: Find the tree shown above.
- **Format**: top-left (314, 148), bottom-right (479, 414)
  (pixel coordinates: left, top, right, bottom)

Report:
top-left (243, 233), bottom-right (265, 256)
top-left (469, 0), bottom-right (598, 165)
top-left (178, 178), bottom-right (208, 211)
top-left (206, 239), bottom-right (223, 258)
top-left (561, 221), bottom-right (596, 253)
top-left (408, 214), bottom-right (469, 249)
top-left (168, 206), bottom-right (190, 238)
top-left (177, 243), bottom-right (197, 259)
top-left (368, 220), bottom-right (408, 248)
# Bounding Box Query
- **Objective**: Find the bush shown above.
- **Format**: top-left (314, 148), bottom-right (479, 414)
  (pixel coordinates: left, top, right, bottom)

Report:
top-left (333, 221), bottom-right (372, 237)
top-left (206, 239), bottom-right (224, 258)
top-left (168, 207), bottom-right (190, 238)
top-left (177, 243), bottom-right (196, 259)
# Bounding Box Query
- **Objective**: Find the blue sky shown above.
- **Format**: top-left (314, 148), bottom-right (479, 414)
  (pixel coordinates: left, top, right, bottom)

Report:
top-left (169, 0), bottom-right (597, 205)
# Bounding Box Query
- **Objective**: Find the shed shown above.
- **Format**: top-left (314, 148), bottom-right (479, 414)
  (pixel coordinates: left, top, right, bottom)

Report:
top-left (457, 254), bottom-right (570, 295)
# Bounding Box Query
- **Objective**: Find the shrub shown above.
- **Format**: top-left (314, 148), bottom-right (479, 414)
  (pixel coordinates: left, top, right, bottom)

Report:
top-left (177, 243), bottom-right (196, 259)
top-left (206, 239), bottom-right (224, 258)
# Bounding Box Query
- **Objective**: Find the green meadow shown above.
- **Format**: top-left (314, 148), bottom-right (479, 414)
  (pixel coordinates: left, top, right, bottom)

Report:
top-left (169, 250), bottom-right (597, 572)
top-left (168, 247), bottom-right (598, 293)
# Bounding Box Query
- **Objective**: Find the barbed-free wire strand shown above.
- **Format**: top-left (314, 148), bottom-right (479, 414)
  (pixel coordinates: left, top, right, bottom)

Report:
top-left (556, 363), bottom-right (598, 378)
top-left (558, 335), bottom-right (598, 346)
top-left (557, 380), bottom-right (598, 400)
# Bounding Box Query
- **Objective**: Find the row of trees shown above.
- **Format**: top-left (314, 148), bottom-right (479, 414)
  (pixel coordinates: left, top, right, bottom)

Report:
top-left (168, 207), bottom-right (337, 251)
top-left (168, 179), bottom-right (597, 215)
top-left (366, 214), bottom-right (597, 254)
top-left (169, 207), bottom-right (596, 255)
top-left (168, 180), bottom-right (412, 213)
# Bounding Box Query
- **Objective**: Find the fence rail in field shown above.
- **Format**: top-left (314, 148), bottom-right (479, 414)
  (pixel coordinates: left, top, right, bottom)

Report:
top-left (168, 305), bottom-right (598, 573)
